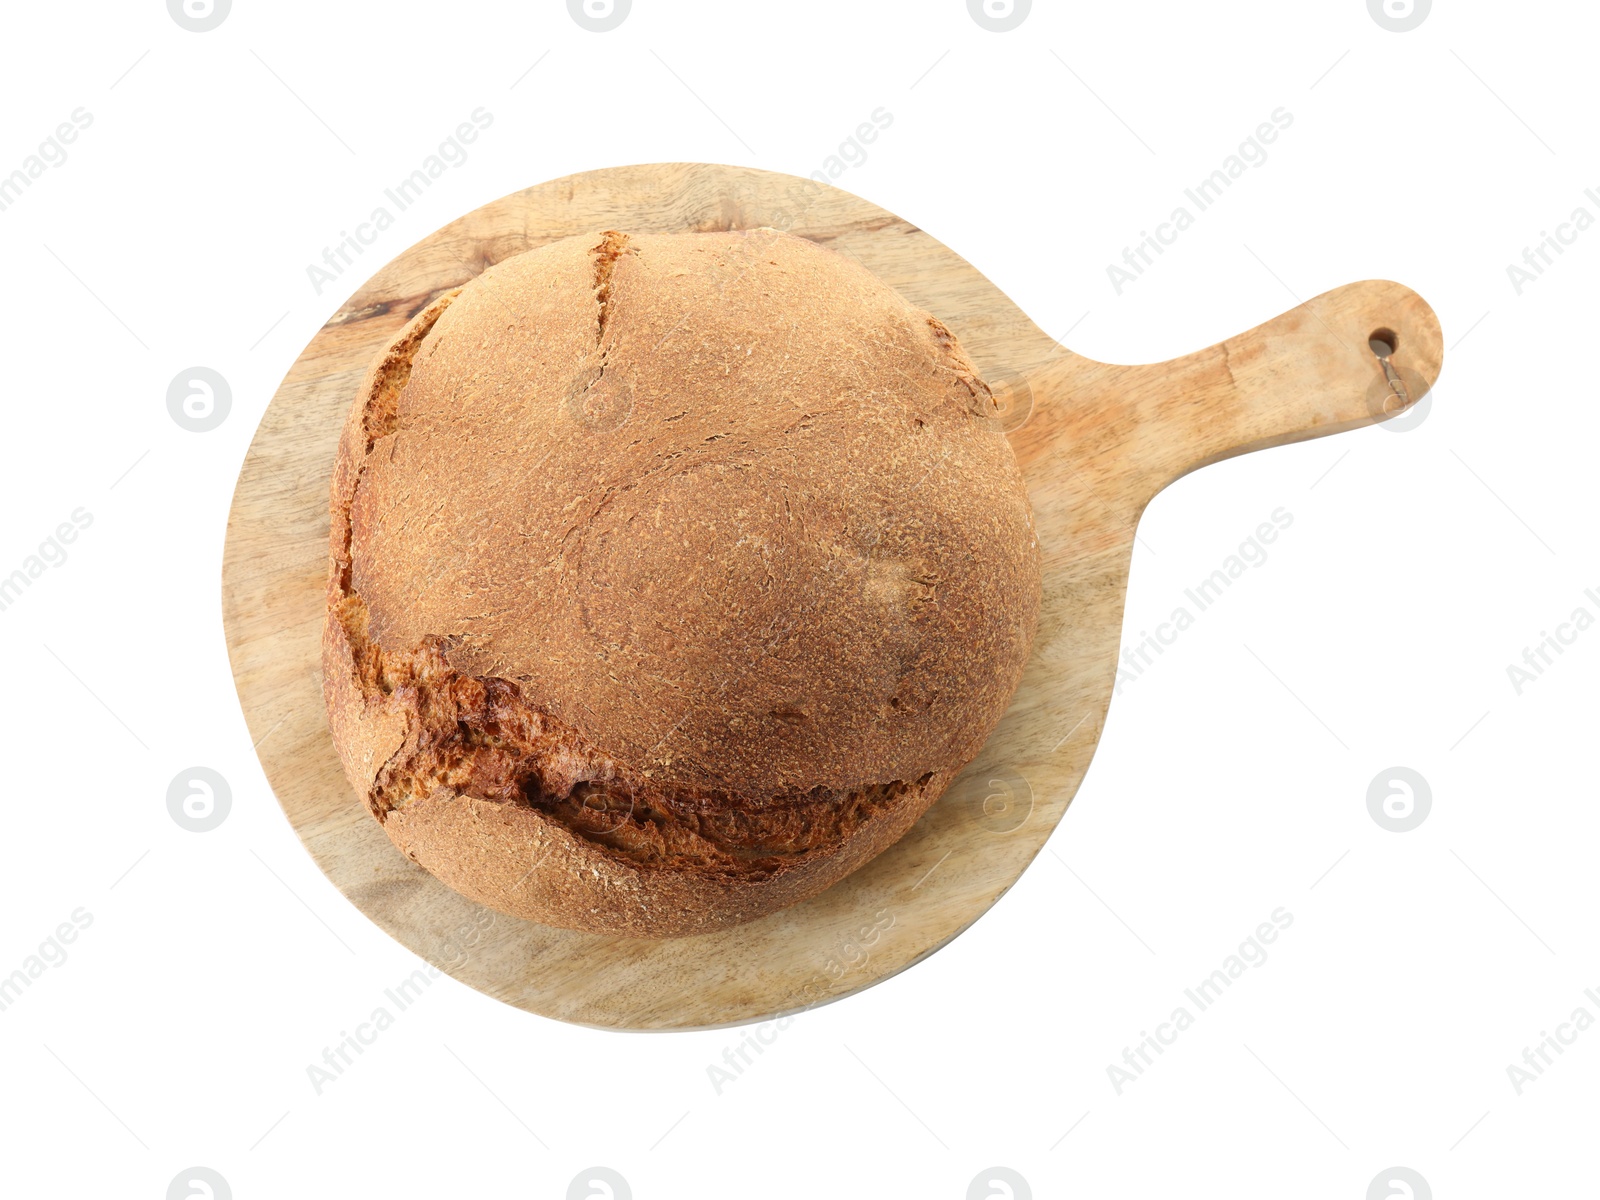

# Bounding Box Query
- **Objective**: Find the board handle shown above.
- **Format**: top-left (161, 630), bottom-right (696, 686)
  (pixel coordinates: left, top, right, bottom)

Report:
top-left (1021, 280), bottom-right (1443, 506)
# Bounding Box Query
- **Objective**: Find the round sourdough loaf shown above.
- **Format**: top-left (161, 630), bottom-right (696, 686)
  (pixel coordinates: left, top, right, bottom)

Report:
top-left (322, 227), bottom-right (1041, 938)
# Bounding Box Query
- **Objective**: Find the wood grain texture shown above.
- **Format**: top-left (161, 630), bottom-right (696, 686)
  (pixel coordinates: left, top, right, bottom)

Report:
top-left (222, 163), bottom-right (1442, 1030)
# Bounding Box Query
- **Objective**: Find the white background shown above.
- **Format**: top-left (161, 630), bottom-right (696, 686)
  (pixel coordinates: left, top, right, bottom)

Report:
top-left (0, 1), bottom-right (1592, 1197)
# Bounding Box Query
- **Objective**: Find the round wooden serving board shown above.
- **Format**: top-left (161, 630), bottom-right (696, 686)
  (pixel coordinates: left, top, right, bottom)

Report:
top-left (222, 163), bottom-right (1442, 1030)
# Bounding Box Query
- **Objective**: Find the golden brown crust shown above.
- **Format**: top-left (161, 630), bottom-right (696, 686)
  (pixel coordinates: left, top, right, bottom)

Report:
top-left (321, 228), bottom-right (1040, 937)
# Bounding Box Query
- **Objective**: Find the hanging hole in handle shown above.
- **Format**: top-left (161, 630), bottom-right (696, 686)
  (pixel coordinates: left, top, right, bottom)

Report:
top-left (1368, 328), bottom-right (1398, 358)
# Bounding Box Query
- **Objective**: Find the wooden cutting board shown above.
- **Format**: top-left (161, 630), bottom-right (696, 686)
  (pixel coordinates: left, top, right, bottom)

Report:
top-left (223, 162), bottom-right (1442, 1030)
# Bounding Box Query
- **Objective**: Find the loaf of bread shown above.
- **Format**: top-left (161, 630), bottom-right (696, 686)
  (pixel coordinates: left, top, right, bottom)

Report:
top-left (322, 227), bottom-right (1040, 937)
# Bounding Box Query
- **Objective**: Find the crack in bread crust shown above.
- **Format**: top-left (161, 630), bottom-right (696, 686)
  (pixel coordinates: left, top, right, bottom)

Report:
top-left (329, 592), bottom-right (929, 873)
top-left (326, 242), bottom-right (924, 876)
